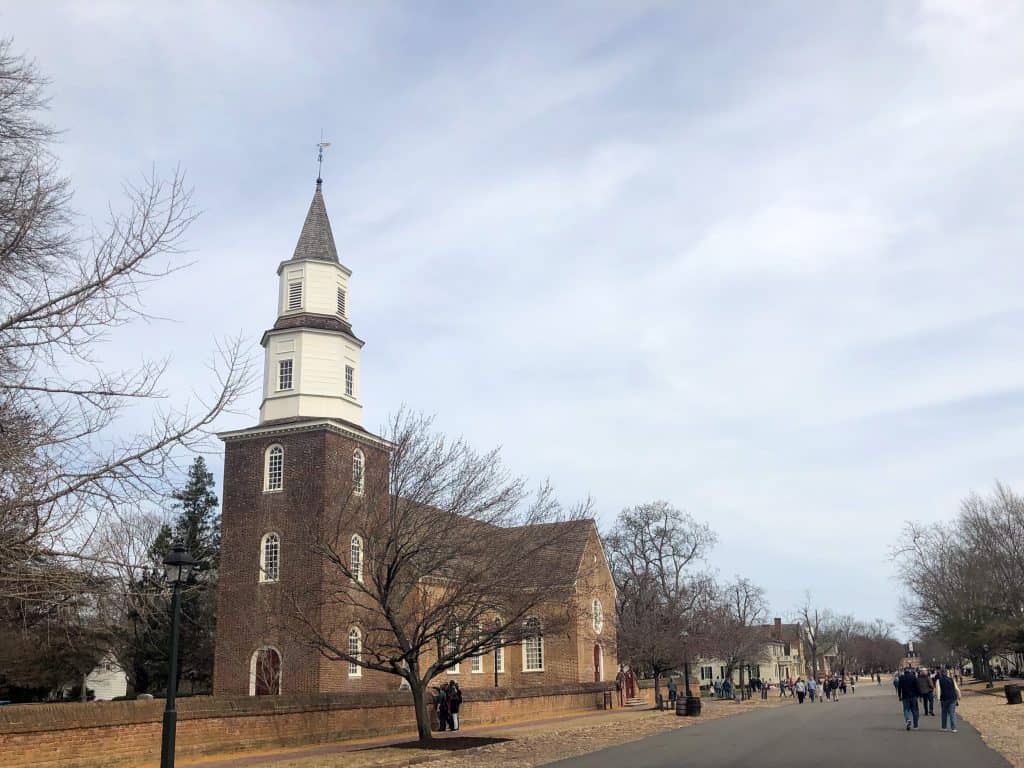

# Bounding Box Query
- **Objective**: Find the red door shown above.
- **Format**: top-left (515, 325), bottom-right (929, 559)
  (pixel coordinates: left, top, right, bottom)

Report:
top-left (594, 645), bottom-right (601, 682)
top-left (255, 648), bottom-right (281, 695)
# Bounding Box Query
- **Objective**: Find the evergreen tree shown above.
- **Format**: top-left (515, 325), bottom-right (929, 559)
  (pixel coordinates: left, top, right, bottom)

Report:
top-left (121, 457), bottom-right (221, 695)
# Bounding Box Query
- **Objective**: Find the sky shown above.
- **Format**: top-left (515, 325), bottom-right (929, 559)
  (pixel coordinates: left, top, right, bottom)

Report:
top-left (4, 0), bottom-right (1024, 636)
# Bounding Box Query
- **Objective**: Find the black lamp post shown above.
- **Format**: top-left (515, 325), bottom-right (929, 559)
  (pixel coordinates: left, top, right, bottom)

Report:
top-left (983, 643), bottom-right (992, 688)
top-left (160, 540), bottom-right (197, 768)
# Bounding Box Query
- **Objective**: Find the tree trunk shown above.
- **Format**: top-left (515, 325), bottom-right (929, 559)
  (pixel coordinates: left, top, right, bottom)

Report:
top-left (739, 660), bottom-right (745, 700)
top-left (653, 671), bottom-right (661, 709)
top-left (80, 671), bottom-right (88, 702)
top-left (408, 675), bottom-right (433, 742)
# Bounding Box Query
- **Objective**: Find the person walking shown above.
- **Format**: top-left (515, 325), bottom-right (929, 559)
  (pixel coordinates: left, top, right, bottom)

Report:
top-left (851, 676), bottom-right (856, 694)
top-left (807, 677), bottom-right (817, 703)
top-left (795, 677), bottom-right (806, 703)
top-left (898, 667), bottom-right (921, 730)
top-left (616, 667), bottom-right (625, 707)
top-left (668, 677), bottom-right (678, 706)
top-left (937, 667), bottom-right (961, 732)
top-left (714, 678), bottom-right (723, 699)
top-left (723, 678), bottom-right (733, 700)
top-left (916, 669), bottom-right (935, 716)
top-left (449, 682), bottom-right (462, 731)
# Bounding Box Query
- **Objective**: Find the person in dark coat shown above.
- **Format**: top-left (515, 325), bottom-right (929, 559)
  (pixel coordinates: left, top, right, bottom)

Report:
top-left (435, 684), bottom-right (450, 732)
top-left (897, 668), bottom-right (921, 730)
top-left (448, 682), bottom-right (462, 731)
top-left (936, 667), bottom-right (961, 732)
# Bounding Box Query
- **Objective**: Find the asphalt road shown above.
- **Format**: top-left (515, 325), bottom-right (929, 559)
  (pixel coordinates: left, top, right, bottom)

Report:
top-left (548, 684), bottom-right (1012, 768)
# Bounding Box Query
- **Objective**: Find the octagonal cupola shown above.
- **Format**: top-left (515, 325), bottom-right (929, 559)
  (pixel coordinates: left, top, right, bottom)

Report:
top-left (259, 180), bottom-right (365, 426)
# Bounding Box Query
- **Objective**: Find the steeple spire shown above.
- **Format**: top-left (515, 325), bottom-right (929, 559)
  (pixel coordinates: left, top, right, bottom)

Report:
top-left (291, 182), bottom-right (339, 263)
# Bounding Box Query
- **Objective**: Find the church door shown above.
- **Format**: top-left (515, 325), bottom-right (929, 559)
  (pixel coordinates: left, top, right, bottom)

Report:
top-left (594, 644), bottom-right (602, 682)
top-left (254, 648), bottom-right (281, 696)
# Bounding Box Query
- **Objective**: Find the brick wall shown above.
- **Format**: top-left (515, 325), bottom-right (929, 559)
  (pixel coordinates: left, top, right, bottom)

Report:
top-left (0, 682), bottom-right (614, 768)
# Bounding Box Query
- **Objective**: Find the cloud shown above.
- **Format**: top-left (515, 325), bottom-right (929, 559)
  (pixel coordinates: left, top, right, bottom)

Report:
top-left (4, 1), bottom-right (1024, 634)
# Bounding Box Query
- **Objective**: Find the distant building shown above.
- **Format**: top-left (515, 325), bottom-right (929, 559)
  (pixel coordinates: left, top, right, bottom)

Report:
top-left (696, 617), bottom-right (839, 687)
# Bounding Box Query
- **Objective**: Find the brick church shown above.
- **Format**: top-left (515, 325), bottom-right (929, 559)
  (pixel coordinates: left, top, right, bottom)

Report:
top-left (213, 180), bottom-right (616, 697)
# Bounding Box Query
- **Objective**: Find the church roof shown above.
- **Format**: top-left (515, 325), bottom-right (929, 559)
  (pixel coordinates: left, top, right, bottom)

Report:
top-left (291, 181), bottom-right (339, 263)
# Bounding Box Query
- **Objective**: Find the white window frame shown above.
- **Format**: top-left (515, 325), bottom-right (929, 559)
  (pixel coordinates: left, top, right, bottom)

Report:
top-left (443, 628), bottom-right (460, 674)
top-left (278, 359), bottom-right (294, 391)
top-left (352, 449), bottom-right (365, 495)
top-left (348, 627), bottom-right (362, 677)
top-left (259, 532), bottom-right (280, 583)
top-left (471, 624), bottom-right (484, 673)
top-left (344, 364), bottom-right (355, 397)
top-left (495, 636), bottom-right (505, 674)
top-left (350, 534), bottom-right (363, 584)
top-left (522, 617), bottom-right (544, 672)
top-left (592, 598), bottom-right (603, 634)
top-left (287, 280), bottom-right (303, 311)
top-left (264, 444), bottom-right (284, 492)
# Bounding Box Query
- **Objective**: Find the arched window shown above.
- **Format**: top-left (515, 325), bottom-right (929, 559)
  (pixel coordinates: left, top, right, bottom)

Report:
top-left (593, 599), bottom-right (603, 634)
top-left (260, 532), bottom-right (280, 583)
top-left (350, 534), bottom-right (363, 583)
top-left (352, 449), bottom-right (365, 495)
top-left (522, 617), bottom-right (544, 672)
top-left (250, 647), bottom-right (281, 695)
top-left (264, 445), bottom-right (283, 491)
top-left (348, 627), bottom-right (362, 677)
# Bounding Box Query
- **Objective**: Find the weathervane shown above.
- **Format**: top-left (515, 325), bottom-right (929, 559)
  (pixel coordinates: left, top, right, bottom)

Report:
top-left (316, 130), bottom-right (331, 184)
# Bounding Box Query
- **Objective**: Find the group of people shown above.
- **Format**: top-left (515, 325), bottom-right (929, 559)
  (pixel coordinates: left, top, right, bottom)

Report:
top-left (894, 666), bottom-right (961, 733)
top-left (707, 674), bottom-right (858, 703)
top-left (434, 681), bottom-right (463, 732)
top-left (779, 674), bottom-right (857, 703)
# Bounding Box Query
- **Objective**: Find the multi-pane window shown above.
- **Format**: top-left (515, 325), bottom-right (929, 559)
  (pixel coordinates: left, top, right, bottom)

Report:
top-left (345, 365), bottom-right (354, 397)
top-left (471, 624), bottom-right (483, 673)
top-left (350, 534), bottom-right (363, 583)
top-left (495, 636), bottom-right (505, 673)
top-left (278, 359), bottom-right (293, 391)
top-left (337, 287), bottom-right (347, 317)
top-left (260, 532), bottom-right (280, 582)
top-left (265, 445), bottom-right (283, 491)
top-left (287, 281), bottom-right (302, 311)
top-left (592, 599), bottom-right (603, 634)
top-left (523, 617), bottom-right (544, 672)
top-left (700, 665), bottom-right (713, 681)
top-left (348, 628), bottom-right (361, 677)
top-left (352, 449), bottom-right (364, 495)
top-left (443, 627), bottom-right (460, 674)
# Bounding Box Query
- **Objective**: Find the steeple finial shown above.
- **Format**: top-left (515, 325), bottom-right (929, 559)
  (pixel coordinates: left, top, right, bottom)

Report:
top-left (317, 131), bottom-right (331, 186)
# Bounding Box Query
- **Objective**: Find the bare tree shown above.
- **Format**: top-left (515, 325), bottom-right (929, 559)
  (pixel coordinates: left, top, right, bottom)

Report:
top-left (290, 410), bottom-right (595, 741)
top-left (795, 593), bottom-right (835, 679)
top-left (605, 501), bottom-right (716, 707)
top-left (706, 577), bottom-right (768, 694)
top-left (896, 483), bottom-right (1024, 676)
top-left (0, 39), bottom-right (252, 627)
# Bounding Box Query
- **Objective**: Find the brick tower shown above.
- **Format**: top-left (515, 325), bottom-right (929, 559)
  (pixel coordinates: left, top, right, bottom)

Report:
top-left (213, 180), bottom-right (389, 696)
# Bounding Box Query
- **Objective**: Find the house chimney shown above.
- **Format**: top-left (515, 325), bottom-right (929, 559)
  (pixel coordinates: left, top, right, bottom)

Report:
top-left (774, 617), bottom-right (782, 640)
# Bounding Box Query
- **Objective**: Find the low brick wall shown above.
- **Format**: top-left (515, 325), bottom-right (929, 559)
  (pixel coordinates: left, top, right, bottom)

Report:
top-left (0, 681), bottom-right (614, 768)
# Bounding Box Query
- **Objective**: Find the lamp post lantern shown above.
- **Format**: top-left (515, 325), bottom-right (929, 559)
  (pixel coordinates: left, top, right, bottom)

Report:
top-left (160, 540), bottom-right (197, 768)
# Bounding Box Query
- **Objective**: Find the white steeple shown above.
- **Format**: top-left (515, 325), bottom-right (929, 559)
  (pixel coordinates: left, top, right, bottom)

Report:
top-left (259, 180), bottom-right (364, 426)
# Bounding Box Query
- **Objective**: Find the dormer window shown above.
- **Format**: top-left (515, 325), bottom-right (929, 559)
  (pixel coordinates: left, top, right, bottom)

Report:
top-left (337, 287), bottom-right (347, 317)
top-left (287, 280), bottom-right (303, 311)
